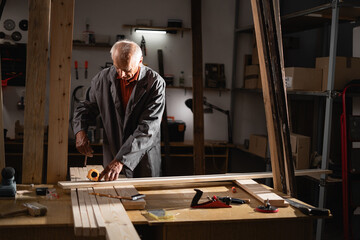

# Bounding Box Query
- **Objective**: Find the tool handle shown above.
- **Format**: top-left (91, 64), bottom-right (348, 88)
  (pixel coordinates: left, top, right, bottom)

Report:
top-left (85, 60), bottom-right (88, 69)
top-left (0, 208), bottom-right (27, 218)
top-left (299, 207), bottom-right (330, 216)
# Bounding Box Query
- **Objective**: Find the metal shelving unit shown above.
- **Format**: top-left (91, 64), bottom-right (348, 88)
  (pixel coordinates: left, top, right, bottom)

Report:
top-left (231, 1), bottom-right (360, 239)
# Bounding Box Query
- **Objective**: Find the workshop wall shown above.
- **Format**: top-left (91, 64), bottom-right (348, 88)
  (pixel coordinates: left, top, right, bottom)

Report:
top-left (1, 0), bottom-right (235, 142)
top-left (0, 0), bottom-right (29, 139)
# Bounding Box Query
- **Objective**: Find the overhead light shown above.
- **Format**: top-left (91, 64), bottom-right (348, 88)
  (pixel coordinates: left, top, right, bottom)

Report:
top-left (135, 29), bottom-right (167, 34)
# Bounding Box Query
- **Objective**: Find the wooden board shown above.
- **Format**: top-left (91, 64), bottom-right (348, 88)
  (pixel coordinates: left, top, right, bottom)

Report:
top-left (46, 0), bottom-right (75, 183)
top-left (251, 0), bottom-right (295, 194)
top-left (69, 168), bottom-right (83, 236)
top-left (234, 179), bottom-right (289, 207)
top-left (22, 0), bottom-right (51, 184)
top-left (114, 185), bottom-right (146, 210)
top-left (94, 187), bottom-right (140, 240)
top-left (59, 169), bottom-right (331, 189)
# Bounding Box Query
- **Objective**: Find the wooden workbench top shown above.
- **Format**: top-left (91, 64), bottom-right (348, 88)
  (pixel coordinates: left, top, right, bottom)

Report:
top-left (0, 182), bottom-right (314, 228)
top-left (127, 182), bottom-right (309, 225)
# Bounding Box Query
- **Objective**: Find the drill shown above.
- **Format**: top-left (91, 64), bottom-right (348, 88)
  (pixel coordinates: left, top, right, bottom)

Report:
top-left (0, 167), bottom-right (17, 197)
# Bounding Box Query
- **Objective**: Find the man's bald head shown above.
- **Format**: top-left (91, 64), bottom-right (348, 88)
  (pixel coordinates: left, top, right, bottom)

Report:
top-left (110, 40), bottom-right (142, 67)
top-left (110, 40), bottom-right (143, 80)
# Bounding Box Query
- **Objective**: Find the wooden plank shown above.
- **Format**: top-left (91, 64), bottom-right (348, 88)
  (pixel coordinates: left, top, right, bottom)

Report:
top-left (59, 169), bottom-right (332, 189)
top-left (114, 185), bottom-right (146, 210)
top-left (191, 0), bottom-right (205, 175)
top-left (234, 179), bottom-right (289, 207)
top-left (88, 188), bottom-right (106, 236)
top-left (76, 188), bottom-right (91, 236)
top-left (22, 0), bottom-right (51, 184)
top-left (46, 0), bottom-right (75, 183)
top-left (70, 189), bottom-right (83, 236)
top-left (80, 188), bottom-right (98, 236)
top-left (94, 187), bottom-right (140, 240)
top-left (250, 0), bottom-right (295, 194)
top-left (69, 168), bottom-right (83, 235)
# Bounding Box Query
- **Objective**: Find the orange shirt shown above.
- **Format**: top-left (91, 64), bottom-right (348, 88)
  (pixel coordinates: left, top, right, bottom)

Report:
top-left (118, 68), bottom-right (140, 111)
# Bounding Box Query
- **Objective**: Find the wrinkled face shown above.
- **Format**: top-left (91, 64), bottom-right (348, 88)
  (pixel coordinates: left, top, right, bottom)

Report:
top-left (112, 52), bottom-right (142, 81)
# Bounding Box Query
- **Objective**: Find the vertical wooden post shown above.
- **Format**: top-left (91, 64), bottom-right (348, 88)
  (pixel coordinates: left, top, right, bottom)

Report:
top-left (191, 0), bottom-right (205, 175)
top-left (47, 0), bottom-right (74, 183)
top-left (22, 0), bottom-right (51, 184)
top-left (251, 0), bottom-right (295, 195)
top-left (0, 85), bottom-right (4, 172)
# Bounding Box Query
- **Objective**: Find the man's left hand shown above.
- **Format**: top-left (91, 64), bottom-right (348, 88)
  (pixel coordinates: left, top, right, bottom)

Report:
top-left (99, 159), bottom-right (123, 181)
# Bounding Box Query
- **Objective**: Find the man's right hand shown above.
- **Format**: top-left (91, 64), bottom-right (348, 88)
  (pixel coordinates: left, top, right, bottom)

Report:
top-left (75, 130), bottom-right (94, 157)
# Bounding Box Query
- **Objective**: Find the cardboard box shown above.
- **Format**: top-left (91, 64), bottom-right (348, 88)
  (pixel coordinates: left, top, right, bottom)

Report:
top-left (205, 63), bottom-right (226, 88)
top-left (285, 67), bottom-right (322, 91)
top-left (316, 57), bottom-right (360, 91)
top-left (244, 65), bottom-right (261, 89)
top-left (290, 133), bottom-right (311, 169)
top-left (252, 45), bottom-right (259, 65)
top-left (249, 134), bottom-right (268, 158)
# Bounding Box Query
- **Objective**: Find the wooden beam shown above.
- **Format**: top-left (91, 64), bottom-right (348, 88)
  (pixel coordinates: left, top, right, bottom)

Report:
top-left (250, 0), bottom-right (295, 195)
top-left (47, 0), bottom-right (74, 183)
top-left (0, 82), bottom-right (4, 173)
top-left (59, 169), bottom-right (331, 189)
top-left (22, 0), bottom-right (51, 184)
top-left (191, 0), bottom-right (205, 175)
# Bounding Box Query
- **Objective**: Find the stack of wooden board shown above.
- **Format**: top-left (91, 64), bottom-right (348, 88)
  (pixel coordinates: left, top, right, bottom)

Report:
top-left (70, 165), bottom-right (143, 239)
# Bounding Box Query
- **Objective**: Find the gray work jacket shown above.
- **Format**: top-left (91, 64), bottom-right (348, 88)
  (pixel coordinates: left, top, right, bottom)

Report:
top-left (73, 65), bottom-right (165, 177)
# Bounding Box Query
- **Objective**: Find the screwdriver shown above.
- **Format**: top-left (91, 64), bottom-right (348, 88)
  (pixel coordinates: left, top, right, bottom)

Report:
top-left (74, 60), bottom-right (79, 80)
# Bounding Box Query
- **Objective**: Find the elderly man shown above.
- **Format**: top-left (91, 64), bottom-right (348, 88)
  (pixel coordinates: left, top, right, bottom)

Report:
top-left (73, 40), bottom-right (165, 181)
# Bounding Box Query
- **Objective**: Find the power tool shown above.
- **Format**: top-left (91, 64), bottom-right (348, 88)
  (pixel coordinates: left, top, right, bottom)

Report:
top-left (0, 167), bottom-right (17, 198)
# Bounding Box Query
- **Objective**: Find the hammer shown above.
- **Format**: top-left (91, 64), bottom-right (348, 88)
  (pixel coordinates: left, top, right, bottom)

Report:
top-left (0, 202), bottom-right (48, 218)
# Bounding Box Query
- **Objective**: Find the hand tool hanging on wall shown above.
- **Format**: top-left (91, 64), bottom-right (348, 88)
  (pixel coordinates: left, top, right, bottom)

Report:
top-left (74, 60), bottom-right (79, 79)
top-left (84, 60), bottom-right (88, 79)
top-left (140, 35), bottom-right (146, 56)
top-left (0, 0), bottom-right (6, 21)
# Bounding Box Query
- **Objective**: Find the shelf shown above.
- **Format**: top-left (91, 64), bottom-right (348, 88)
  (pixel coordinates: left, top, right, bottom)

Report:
top-left (236, 2), bottom-right (360, 34)
top-left (72, 41), bottom-right (111, 49)
top-left (166, 86), bottom-right (230, 92)
top-left (123, 24), bottom-right (191, 37)
top-left (233, 87), bottom-right (330, 96)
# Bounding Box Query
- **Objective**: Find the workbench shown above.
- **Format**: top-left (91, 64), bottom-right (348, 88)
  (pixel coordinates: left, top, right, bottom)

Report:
top-left (0, 181), bottom-right (320, 240)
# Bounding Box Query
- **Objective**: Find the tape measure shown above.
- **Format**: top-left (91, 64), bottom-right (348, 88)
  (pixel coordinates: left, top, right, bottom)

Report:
top-left (87, 169), bottom-right (100, 181)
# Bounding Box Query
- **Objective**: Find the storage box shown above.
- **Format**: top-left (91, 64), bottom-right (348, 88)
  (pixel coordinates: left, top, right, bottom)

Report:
top-left (252, 45), bottom-right (259, 65)
top-left (285, 67), bottom-right (322, 91)
top-left (249, 134), bottom-right (268, 158)
top-left (205, 63), bottom-right (226, 88)
top-left (162, 119), bottom-right (186, 142)
top-left (316, 57), bottom-right (360, 91)
top-left (290, 133), bottom-right (311, 169)
top-left (244, 65), bottom-right (261, 89)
